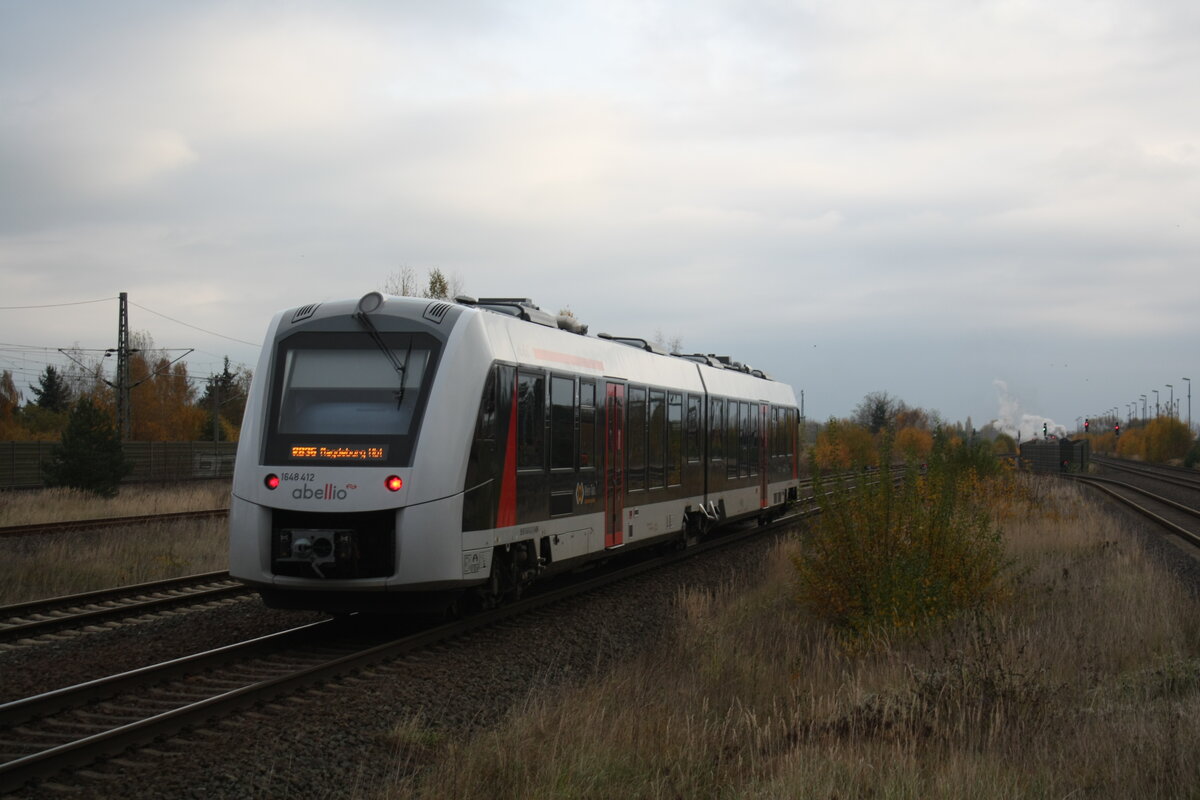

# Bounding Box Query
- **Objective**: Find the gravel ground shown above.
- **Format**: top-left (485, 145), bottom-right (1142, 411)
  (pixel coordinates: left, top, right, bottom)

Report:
top-left (0, 598), bottom-right (325, 703)
top-left (1085, 464), bottom-right (1200, 596)
top-left (6, 532), bottom-right (786, 800)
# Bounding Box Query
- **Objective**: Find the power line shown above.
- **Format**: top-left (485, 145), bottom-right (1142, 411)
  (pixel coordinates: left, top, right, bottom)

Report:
top-left (129, 302), bottom-right (260, 347)
top-left (0, 297), bottom-right (117, 310)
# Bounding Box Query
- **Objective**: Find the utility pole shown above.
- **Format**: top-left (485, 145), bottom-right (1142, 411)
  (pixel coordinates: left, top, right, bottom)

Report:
top-left (799, 389), bottom-right (805, 439)
top-left (1184, 378), bottom-right (1192, 435)
top-left (211, 376), bottom-right (221, 442)
top-left (115, 291), bottom-right (131, 441)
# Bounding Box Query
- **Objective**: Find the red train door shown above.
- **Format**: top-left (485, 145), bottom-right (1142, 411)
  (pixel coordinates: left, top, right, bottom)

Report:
top-left (759, 403), bottom-right (769, 508)
top-left (605, 383), bottom-right (625, 548)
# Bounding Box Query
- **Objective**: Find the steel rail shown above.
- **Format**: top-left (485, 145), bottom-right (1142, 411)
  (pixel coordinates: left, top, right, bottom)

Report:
top-left (1066, 474), bottom-right (1200, 547)
top-left (1091, 456), bottom-right (1200, 492)
top-left (0, 508), bottom-right (814, 793)
top-left (0, 509), bottom-right (228, 539)
top-left (0, 579), bottom-right (252, 643)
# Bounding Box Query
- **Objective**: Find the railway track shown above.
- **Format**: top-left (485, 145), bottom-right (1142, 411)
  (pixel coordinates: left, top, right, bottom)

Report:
top-left (1067, 473), bottom-right (1200, 549)
top-left (0, 509), bottom-right (228, 539)
top-left (0, 508), bottom-right (813, 794)
top-left (0, 573), bottom-right (250, 644)
top-left (1092, 455), bottom-right (1200, 492)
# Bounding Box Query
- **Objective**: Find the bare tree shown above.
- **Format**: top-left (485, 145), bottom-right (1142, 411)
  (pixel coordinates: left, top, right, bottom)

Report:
top-left (853, 391), bottom-right (900, 434)
top-left (382, 266), bottom-right (465, 299)
top-left (381, 266), bottom-right (419, 297)
top-left (652, 328), bottom-right (684, 354)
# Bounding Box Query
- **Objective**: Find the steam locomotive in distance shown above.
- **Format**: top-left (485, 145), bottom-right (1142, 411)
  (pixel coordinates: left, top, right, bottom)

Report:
top-left (229, 293), bottom-right (802, 612)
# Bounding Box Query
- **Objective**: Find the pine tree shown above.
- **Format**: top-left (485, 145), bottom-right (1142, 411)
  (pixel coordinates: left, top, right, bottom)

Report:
top-left (425, 268), bottom-right (450, 299)
top-left (31, 365), bottom-right (72, 413)
top-left (43, 397), bottom-right (129, 496)
top-left (198, 357), bottom-right (250, 441)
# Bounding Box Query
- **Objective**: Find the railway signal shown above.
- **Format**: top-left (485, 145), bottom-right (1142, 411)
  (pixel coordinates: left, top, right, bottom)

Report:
top-left (1114, 422), bottom-right (1120, 437)
top-left (1084, 418), bottom-right (1089, 433)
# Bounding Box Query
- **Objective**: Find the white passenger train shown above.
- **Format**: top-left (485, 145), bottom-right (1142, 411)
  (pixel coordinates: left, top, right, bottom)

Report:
top-left (229, 293), bottom-right (801, 612)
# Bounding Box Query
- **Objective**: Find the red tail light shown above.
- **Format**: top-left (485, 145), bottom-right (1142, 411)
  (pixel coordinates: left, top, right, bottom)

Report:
top-left (385, 475), bottom-right (403, 492)
top-left (265, 474), bottom-right (280, 490)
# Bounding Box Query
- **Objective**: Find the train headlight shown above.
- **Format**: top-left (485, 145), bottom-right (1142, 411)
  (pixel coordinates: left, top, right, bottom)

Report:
top-left (265, 474), bottom-right (280, 490)
top-left (357, 291), bottom-right (384, 314)
top-left (385, 475), bottom-right (403, 492)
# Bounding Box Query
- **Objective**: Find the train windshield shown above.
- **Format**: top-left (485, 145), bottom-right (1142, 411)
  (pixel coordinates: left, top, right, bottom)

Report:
top-left (265, 331), bottom-right (440, 465)
top-left (277, 346), bottom-right (430, 435)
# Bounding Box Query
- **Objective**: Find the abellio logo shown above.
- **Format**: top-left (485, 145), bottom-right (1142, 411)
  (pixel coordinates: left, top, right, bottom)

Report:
top-left (292, 483), bottom-right (349, 501)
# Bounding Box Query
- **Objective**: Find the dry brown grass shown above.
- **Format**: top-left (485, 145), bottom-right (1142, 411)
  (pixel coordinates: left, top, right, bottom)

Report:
top-left (383, 476), bottom-right (1200, 799)
top-left (1, 520), bottom-right (229, 605)
top-left (0, 482), bottom-right (231, 604)
top-left (0, 480), bottom-right (230, 527)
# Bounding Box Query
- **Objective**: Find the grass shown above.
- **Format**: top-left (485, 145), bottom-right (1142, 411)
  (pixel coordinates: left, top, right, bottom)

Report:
top-left (0, 480), bottom-right (230, 527)
top-left (381, 475), bottom-right (1200, 799)
top-left (0, 482), bottom-right (231, 604)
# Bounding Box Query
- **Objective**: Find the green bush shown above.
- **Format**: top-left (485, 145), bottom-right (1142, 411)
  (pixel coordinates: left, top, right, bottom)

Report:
top-left (793, 435), bottom-right (1007, 636)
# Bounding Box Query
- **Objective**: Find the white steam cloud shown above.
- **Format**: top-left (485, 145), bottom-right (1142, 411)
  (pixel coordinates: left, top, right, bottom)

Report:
top-left (991, 379), bottom-right (1068, 441)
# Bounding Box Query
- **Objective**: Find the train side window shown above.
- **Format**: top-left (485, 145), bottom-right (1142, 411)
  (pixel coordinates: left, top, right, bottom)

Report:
top-left (517, 369), bottom-right (546, 470)
top-left (726, 399), bottom-right (739, 478)
top-left (550, 375), bottom-right (575, 470)
top-left (709, 398), bottom-right (724, 461)
top-left (686, 395), bottom-right (702, 463)
top-left (668, 392), bottom-right (682, 486)
top-left (579, 379), bottom-right (596, 469)
top-left (476, 366), bottom-right (497, 441)
top-left (740, 401), bottom-right (752, 478)
top-left (648, 389), bottom-right (665, 489)
top-left (627, 386), bottom-right (647, 491)
top-left (748, 403), bottom-right (759, 477)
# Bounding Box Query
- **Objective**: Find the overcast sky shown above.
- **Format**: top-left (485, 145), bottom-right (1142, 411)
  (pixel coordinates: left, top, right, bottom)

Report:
top-left (2, 0), bottom-right (1197, 437)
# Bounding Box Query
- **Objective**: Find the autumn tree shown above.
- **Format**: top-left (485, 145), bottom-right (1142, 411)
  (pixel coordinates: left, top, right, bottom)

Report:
top-left (894, 405), bottom-right (929, 431)
top-left (894, 426), bottom-right (934, 462)
top-left (812, 418), bottom-right (877, 471)
top-left (1142, 416), bottom-right (1192, 463)
top-left (128, 333), bottom-right (206, 441)
top-left (0, 370), bottom-right (22, 439)
top-left (992, 433), bottom-right (1017, 455)
top-left (43, 397), bottom-right (129, 497)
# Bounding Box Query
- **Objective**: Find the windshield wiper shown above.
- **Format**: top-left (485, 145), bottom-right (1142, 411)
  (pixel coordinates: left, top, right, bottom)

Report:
top-left (354, 292), bottom-right (409, 409)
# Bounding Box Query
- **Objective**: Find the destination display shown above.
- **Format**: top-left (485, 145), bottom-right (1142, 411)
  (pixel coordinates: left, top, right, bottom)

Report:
top-left (289, 445), bottom-right (388, 461)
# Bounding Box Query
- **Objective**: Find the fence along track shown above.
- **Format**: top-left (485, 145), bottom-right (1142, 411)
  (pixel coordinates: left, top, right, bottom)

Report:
top-left (0, 508), bottom-right (813, 794)
top-left (0, 441), bottom-right (237, 490)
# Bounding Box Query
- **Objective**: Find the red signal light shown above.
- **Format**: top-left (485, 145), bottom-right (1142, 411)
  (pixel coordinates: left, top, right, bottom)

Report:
top-left (265, 474), bottom-right (280, 490)
top-left (385, 475), bottom-right (403, 492)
